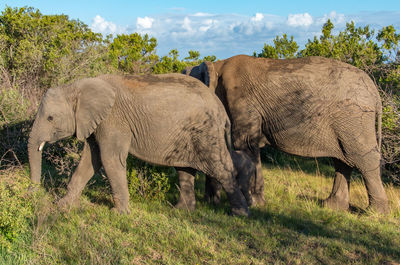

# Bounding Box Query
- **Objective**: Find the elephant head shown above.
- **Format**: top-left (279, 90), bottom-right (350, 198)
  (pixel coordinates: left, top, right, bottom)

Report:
top-left (28, 78), bottom-right (116, 185)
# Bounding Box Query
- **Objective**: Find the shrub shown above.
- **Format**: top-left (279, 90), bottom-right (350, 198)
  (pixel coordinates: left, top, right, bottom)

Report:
top-left (0, 88), bottom-right (28, 129)
top-left (0, 169), bottom-right (34, 250)
top-left (0, 88), bottom-right (31, 168)
top-left (126, 155), bottom-right (174, 202)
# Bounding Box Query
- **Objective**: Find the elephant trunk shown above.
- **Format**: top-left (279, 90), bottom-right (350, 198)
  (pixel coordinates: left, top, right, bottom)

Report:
top-left (28, 120), bottom-right (45, 185)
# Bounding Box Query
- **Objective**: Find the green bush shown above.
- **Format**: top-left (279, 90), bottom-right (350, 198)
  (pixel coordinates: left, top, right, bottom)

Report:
top-left (0, 88), bottom-right (31, 168)
top-left (0, 88), bottom-right (28, 129)
top-left (0, 169), bottom-right (34, 250)
top-left (126, 155), bottom-right (175, 202)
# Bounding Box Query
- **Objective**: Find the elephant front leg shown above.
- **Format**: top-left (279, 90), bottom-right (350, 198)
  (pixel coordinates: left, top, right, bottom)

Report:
top-left (323, 159), bottom-right (352, 211)
top-left (99, 137), bottom-right (131, 214)
top-left (58, 135), bottom-right (101, 210)
top-left (175, 168), bottom-right (196, 211)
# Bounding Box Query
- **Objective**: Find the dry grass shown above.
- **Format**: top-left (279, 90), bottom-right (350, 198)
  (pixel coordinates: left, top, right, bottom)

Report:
top-left (1, 159), bottom-right (400, 264)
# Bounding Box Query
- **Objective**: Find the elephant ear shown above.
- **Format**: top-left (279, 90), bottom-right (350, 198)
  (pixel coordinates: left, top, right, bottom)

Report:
top-left (200, 61), bottom-right (218, 91)
top-left (75, 78), bottom-right (116, 140)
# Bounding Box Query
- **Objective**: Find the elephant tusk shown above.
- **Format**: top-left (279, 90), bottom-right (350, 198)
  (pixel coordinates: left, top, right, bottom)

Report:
top-left (38, 142), bottom-right (46, 151)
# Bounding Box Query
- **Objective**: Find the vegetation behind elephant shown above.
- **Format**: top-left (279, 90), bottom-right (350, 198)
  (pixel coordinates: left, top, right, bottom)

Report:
top-left (183, 55), bottom-right (389, 214)
top-left (28, 73), bottom-right (249, 216)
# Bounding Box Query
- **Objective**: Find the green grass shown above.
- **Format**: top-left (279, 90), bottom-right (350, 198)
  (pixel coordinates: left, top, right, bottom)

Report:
top-left (1, 158), bottom-right (400, 265)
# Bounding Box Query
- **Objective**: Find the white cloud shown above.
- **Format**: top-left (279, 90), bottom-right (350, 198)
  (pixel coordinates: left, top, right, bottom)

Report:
top-left (251, 13), bottom-right (264, 22)
top-left (137, 16), bottom-right (154, 29)
top-left (317, 11), bottom-right (346, 25)
top-left (182, 16), bottom-right (192, 32)
top-left (199, 19), bottom-right (216, 32)
top-left (287, 13), bottom-right (313, 27)
top-left (90, 11), bottom-right (400, 59)
top-left (91, 15), bottom-right (118, 35)
top-left (193, 12), bottom-right (213, 17)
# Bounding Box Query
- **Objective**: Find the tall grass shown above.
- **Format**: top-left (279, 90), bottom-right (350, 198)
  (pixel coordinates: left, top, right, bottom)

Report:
top-left (1, 158), bottom-right (399, 264)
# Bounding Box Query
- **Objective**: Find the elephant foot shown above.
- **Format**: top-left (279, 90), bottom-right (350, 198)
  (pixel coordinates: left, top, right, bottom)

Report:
top-left (367, 198), bottom-right (390, 214)
top-left (111, 206), bottom-right (131, 215)
top-left (175, 199), bottom-right (196, 211)
top-left (27, 183), bottom-right (40, 194)
top-left (227, 189), bottom-right (250, 217)
top-left (57, 196), bottom-right (80, 212)
top-left (251, 193), bottom-right (266, 207)
top-left (231, 207), bottom-right (249, 217)
top-left (323, 195), bottom-right (349, 211)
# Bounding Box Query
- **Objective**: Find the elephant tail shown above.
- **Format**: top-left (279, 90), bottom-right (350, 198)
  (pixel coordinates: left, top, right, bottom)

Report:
top-left (377, 98), bottom-right (382, 151)
top-left (224, 118), bottom-right (233, 152)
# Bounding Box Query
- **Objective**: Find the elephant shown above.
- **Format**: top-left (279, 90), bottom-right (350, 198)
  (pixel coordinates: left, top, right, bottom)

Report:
top-left (183, 54), bottom-right (389, 214)
top-left (205, 150), bottom-right (254, 206)
top-left (28, 73), bottom-right (249, 216)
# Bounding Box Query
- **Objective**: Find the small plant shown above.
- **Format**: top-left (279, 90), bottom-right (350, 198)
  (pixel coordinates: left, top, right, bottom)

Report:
top-left (126, 155), bottom-right (174, 202)
top-left (0, 169), bottom-right (34, 250)
top-left (0, 88), bottom-right (29, 129)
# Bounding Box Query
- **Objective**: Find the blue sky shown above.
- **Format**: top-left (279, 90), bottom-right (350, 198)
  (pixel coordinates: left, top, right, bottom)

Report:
top-left (2, 1), bottom-right (400, 59)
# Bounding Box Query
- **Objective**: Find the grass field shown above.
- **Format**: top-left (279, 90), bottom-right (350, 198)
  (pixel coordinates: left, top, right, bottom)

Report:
top-left (1, 155), bottom-right (399, 265)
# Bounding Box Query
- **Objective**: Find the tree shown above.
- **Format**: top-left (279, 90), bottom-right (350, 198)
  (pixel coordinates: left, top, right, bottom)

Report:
top-left (255, 34), bottom-right (299, 59)
top-left (152, 49), bottom-right (187, 74)
top-left (299, 20), bottom-right (382, 70)
top-left (184, 50), bottom-right (200, 61)
top-left (0, 6), bottom-right (109, 100)
top-left (108, 33), bottom-right (158, 74)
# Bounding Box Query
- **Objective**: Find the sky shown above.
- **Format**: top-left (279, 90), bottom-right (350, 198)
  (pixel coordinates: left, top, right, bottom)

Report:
top-left (2, 0), bottom-right (400, 59)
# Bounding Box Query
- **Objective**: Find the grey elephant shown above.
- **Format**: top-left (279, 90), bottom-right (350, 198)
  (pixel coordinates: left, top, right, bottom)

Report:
top-left (28, 73), bottom-right (249, 216)
top-left (205, 150), bottom-right (254, 205)
top-left (184, 55), bottom-right (389, 214)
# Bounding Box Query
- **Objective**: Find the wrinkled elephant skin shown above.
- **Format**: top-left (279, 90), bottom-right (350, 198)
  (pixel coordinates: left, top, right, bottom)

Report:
top-left (184, 55), bottom-right (389, 214)
top-left (28, 73), bottom-right (249, 216)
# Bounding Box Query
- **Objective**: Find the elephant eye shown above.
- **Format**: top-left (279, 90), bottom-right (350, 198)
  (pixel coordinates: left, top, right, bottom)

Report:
top-left (47, 115), bottom-right (54, 121)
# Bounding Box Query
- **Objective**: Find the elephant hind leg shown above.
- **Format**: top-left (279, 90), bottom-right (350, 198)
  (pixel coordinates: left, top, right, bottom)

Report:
top-left (333, 111), bottom-right (388, 213)
top-left (353, 150), bottom-right (389, 214)
top-left (203, 153), bottom-right (249, 216)
top-left (208, 159), bottom-right (249, 216)
top-left (175, 167), bottom-right (196, 211)
top-left (324, 158), bottom-right (352, 211)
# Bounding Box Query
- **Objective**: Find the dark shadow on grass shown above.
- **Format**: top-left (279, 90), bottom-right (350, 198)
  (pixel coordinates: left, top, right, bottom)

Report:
top-left (297, 194), bottom-right (366, 214)
top-left (181, 203), bottom-right (400, 262)
top-left (250, 208), bottom-right (400, 260)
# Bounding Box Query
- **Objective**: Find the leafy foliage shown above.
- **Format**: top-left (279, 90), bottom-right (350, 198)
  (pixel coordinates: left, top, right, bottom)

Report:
top-left (299, 20), bottom-right (382, 70)
top-left (0, 88), bottom-right (28, 129)
top-left (0, 169), bottom-right (34, 250)
top-left (255, 34), bottom-right (299, 59)
top-left (126, 156), bottom-right (174, 202)
top-left (0, 6), bottom-right (110, 103)
top-left (153, 49), bottom-right (187, 74)
top-left (108, 33), bottom-right (158, 73)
